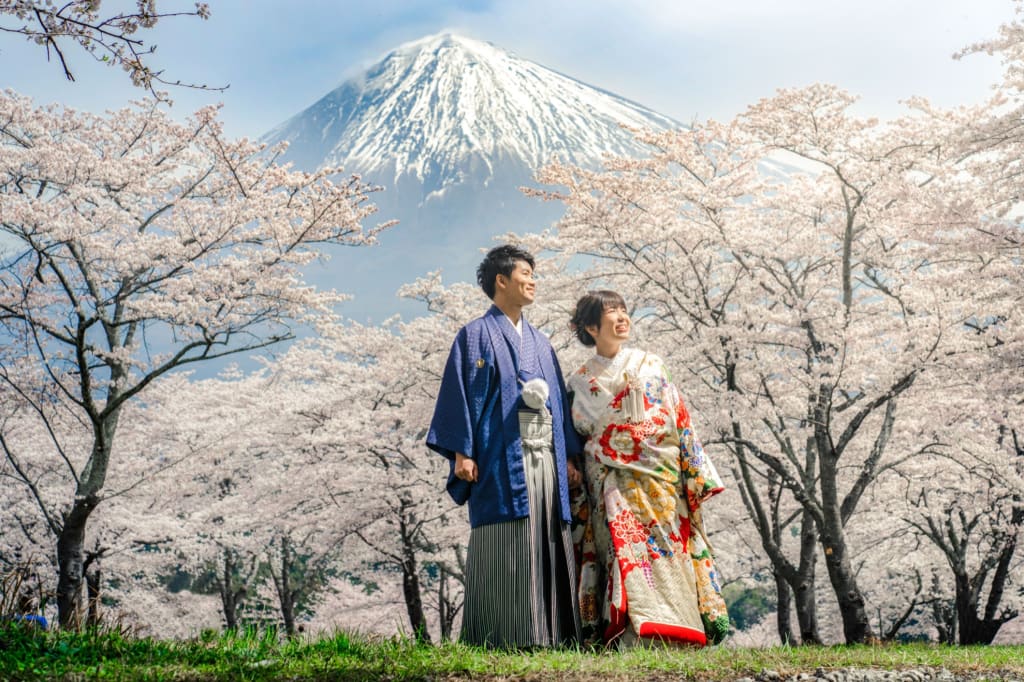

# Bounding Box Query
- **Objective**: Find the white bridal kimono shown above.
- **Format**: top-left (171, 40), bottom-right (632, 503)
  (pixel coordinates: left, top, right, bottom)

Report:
top-left (568, 347), bottom-right (729, 646)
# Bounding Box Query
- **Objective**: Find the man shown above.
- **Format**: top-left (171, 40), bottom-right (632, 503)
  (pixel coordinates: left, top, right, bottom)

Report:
top-left (427, 244), bottom-right (583, 648)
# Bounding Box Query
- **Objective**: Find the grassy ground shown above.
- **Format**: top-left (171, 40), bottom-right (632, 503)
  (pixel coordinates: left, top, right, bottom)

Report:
top-left (1, 624), bottom-right (1023, 681)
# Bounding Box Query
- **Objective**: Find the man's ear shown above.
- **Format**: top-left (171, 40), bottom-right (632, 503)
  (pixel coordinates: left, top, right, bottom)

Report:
top-left (494, 274), bottom-right (507, 291)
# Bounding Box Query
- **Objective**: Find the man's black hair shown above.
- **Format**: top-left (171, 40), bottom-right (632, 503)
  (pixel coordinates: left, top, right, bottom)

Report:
top-left (476, 244), bottom-right (535, 300)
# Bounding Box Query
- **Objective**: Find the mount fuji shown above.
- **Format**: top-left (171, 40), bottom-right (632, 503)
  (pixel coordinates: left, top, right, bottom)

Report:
top-left (263, 33), bottom-right (682, 321)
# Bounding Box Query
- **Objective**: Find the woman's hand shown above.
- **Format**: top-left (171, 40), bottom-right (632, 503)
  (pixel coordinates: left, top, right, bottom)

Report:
top-left (454, 452), bottom-right (478, 482)
top-left (567, 460), bottom-right (583, 490)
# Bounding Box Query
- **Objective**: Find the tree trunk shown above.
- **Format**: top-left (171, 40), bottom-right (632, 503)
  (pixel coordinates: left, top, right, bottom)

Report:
top-left (817, 397), bottom-right (873, 644)
top-left (81, 542), bottom-right (105, 629)
top-left (439, 550), bottom-right (465, 642)
top-left (438, 566), bottom-right (459, 642)
top-left (273, 536), bottom-right (297, 637)
top-left (819, 467), bottom-right (872, 641)
top-left (955, 570), bottom-right (1018, 645)
top-left (270, 536), bottom-right (299, 638)
top-left (956, 573), bottom-right (986, 644)
top-left (55, 495), bottom-right (98, 628)
top-left (221, 593), bottom-right (238, 631)
top-left (773, 574), bottom-right (797, 644)
top-left (917, 467), bottom-right (1022, 646)
top-left (57, 407), bottom-right (121, 629)
top-left (85, 564), bottom-right (101, 628)
top-left (793, 509), bottom-right (822, 645)
top-left (961, 501), bottom-right (1023, 644)
top-left (219, 551), bottom-right (241, 631)
top-left (933, 601), bottom-right (956, 644)
top-left (928, 573), bottom-right (955, 644)
top-left (438, 567), bottom-right (450, 641)
top-left (400, 517), bottom-right (431, 644)
top-left (958, 616), bottom-right (1003, 644)
top-left (820, 527), bottom-right (872, 643)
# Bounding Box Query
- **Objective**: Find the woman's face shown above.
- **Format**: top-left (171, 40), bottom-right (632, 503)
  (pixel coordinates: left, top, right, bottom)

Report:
top-left (587, 302), bottom-right (630, 352)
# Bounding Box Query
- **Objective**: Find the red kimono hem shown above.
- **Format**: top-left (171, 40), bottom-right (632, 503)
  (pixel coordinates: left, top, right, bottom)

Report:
top-left (636, 621), bottom-right (708, 647)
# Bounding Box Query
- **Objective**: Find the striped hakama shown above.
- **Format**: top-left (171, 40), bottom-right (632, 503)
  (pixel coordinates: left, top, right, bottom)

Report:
top-left (460, 410), bottom-right (582, 648)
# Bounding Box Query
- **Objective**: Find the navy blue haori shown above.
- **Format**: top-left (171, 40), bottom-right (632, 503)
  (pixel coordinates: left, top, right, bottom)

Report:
top-left (426, 305), bottom-right (580, 528)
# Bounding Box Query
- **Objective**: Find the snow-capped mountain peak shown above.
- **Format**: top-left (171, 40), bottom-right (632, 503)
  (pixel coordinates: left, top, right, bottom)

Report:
top-left (264, 32), bottom-right (680, 184)
top-left (261, 33), bottom-right (684, 322)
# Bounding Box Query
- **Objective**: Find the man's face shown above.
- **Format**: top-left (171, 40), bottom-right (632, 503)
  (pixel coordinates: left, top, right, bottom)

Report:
top-left (497, 260), bottom-right (536, 307)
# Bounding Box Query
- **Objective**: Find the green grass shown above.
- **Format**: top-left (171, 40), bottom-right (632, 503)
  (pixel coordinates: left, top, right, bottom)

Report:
top-left (1, 623), bottom-right (1022, 681)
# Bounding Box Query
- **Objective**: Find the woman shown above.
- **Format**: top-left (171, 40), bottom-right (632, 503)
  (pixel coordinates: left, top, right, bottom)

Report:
top-left (567, 290), bottom-right (729, 647)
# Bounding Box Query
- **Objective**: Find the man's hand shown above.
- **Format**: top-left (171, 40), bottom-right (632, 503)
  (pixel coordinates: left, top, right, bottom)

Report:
top-left (454, 453), bottom-right (478, 482)
top-left (567, 460), bottom-right (583, 490)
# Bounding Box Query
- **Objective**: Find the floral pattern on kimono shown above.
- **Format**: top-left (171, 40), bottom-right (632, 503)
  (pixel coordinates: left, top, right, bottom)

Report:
top-left (568, 347), bottom-right (729, 646)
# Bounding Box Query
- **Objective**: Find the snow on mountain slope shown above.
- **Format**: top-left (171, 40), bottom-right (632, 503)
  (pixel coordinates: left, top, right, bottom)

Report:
top-left (263, 33), bottom-right (680, 183)
top-left (260, 33), bottom-right (686, 323)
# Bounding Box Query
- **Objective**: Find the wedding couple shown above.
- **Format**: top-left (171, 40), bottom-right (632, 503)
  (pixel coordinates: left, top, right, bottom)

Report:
top-left (426, 244), bottom-right (729, 649)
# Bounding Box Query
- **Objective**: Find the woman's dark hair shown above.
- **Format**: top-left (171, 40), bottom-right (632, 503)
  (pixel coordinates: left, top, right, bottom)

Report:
top-left (570, 290), bottom-right (627, 347)
top-left (476, 244), bottom-right (535, 300)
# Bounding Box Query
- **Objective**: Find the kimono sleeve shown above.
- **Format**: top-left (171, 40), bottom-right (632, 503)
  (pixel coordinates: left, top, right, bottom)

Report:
top-left (551, 351), bottom-right (583, 461)
top-left (671, 382), bottom-right (724, 512)
top-left (426, 328), bottom-right (475, 461)
top-left (426, 329), bottom-right (478, 505)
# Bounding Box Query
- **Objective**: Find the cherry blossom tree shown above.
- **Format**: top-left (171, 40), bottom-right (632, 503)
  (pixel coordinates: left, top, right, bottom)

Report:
top-left (527, 82), bottom-right (1010, 644)
top-left (256, 297), bottom-right (474, 643)
top-left (896, 4), bottom-right (1024, 643)
top-left (107, 366), bottom-right (363, 635)
top-left (108, 371), bottom-right (278, 632)
top-left (908, 460), bottom-right (1022, 643)
top-left (3, 358), bottom-right (286, 631)
top-left (0, 91), bottom-right (385, 627)
top-left (110, 295), bottom-right (475, 639)
top-left (0, 1), bottom-right (217, 97)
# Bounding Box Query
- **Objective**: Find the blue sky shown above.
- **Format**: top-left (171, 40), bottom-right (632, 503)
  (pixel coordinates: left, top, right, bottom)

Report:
top-left (1, 0), bottom-right (1017, 139)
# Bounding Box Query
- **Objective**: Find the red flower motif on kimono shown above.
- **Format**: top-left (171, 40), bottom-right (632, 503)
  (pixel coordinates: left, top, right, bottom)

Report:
top-left (687, 486), bottom-right (706, 512)
top-left (610, 387), bottom-right (627, 410)
top-left (643, 391), bottom-right (655, 411)
top-left (599, 422), bottom-right (642, 463)
top-left (676, 397), bottom-right (691, 430)
top-left (612, 384), bottom-right (656, 412)
top-left (669, 520), bottom-right (690, 553)
top-left (609, 508), bottom-right (648, 545)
